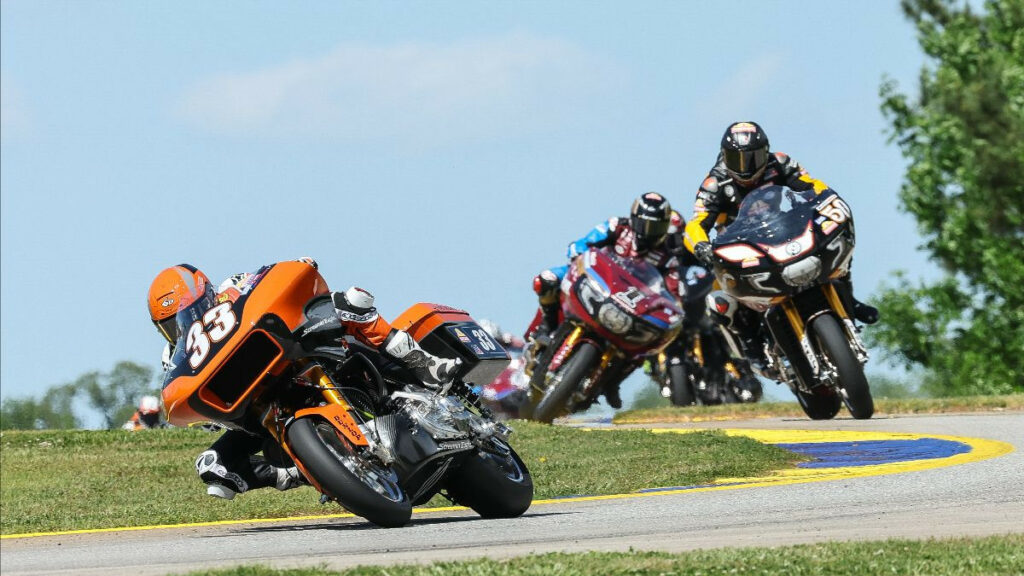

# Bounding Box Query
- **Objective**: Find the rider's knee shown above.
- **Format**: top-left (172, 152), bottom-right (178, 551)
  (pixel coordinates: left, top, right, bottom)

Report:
top-left (533, 270), bottom-right (561, 306)
top-left (706, 291), bottom-right (740, 328)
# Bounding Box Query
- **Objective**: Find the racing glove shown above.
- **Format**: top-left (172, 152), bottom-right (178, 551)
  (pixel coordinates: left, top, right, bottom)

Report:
top-left (694, 242), bottom-right (715, 267)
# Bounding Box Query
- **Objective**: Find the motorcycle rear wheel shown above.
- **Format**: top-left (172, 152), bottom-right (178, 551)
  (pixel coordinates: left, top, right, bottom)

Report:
top-left (445, 439), bottom-right (533, 518)
top-left (532, 342), bottom-right (600, 424)
top-left (287, 417), bottom-right (412, 528)
top-left (810, 314), bottom-right (874, 419)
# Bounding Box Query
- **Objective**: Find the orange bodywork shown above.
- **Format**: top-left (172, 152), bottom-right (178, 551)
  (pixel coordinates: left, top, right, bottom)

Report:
top-left (392, 303), bottom-right (474, 342)
top-left (294, 403), bottom-right (368, 447)
top-left (163, 262), bottom-right (330, 427)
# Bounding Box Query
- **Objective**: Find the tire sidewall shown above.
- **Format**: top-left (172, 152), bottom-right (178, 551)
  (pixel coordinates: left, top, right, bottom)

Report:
top-left (287, 417), bottom-right (412, 527)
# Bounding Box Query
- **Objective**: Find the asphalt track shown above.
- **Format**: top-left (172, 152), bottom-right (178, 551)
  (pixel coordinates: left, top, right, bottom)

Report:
top-left (2, 412), bottom-right (1021, 576)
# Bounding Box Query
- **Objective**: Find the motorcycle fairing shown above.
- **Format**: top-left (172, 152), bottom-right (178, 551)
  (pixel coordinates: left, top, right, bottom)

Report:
top-left (565, 248), bottom-right (683, 356)
top-left (162, 262), bottom-right (330, 427)
top-left (712, 186), bottom-right (856, 303)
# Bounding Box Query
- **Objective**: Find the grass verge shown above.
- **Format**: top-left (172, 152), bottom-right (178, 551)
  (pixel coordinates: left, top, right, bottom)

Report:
top-left (178, 534), bottom-right (1024, 575)
top-left (0, 421), bottom-right (798, 535)
top-left (615, 393), bottom-right (1024, 424)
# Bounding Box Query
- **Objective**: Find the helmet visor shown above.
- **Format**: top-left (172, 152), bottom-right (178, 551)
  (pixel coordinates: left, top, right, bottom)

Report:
top-left (723, 147), bottom-right (768, 178)
top-left (155, 315), bottom-right (180, 344)
top-left (632, 217), bottom-right (670, 244)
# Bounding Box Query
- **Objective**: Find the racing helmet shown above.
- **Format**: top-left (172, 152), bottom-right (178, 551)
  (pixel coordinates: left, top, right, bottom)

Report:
top-left (138, 395), bottom-right (161, 415)
top-left (721, 121), bottom-right (770, 187)
top-left (630, 192), bottom-right (672, 251)
top-left (147, 264), bottom-right (212, 343)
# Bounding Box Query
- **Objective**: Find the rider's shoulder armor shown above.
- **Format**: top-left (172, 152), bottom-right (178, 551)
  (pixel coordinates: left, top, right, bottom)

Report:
top-left (699, 162), bottom-right (740, 207)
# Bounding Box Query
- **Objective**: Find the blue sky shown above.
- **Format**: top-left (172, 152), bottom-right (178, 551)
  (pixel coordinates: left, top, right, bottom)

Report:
top-left (2, 1), bottom-right (934, 410)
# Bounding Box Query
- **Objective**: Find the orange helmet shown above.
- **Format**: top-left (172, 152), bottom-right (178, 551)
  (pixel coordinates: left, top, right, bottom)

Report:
top-left (148, 264), bottom-right (211, 343)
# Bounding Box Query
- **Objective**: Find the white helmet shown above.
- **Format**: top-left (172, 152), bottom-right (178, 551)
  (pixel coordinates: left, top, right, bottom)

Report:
top-left (139, 395), bottom-right (161, 415)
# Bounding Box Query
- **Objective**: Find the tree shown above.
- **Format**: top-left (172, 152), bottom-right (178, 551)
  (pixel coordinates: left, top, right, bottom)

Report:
top-left (872, 0), bottom-right (1024, 395)
top-left (77, 361), bottom-right (157, 429)
top-left (0, 384), bottom-right (80, 430)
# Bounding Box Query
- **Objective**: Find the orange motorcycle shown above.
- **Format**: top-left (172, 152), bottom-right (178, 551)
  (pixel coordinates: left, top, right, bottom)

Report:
top-left (162, 261), bottom-right (533, 527)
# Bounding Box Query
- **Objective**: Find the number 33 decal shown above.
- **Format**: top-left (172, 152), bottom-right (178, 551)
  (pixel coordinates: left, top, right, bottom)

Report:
top-left (186, 303), bottom-right (238, 369)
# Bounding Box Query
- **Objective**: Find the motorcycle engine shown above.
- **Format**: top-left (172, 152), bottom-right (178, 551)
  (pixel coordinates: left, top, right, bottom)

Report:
top-left (391, 387), bottom-right (509, 444)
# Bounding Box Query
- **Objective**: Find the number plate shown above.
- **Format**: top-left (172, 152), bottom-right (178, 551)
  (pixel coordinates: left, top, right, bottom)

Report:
top-left (447, 323), bottom-right (508, 359)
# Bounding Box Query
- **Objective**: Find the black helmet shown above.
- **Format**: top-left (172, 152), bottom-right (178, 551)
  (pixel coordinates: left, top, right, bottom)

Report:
top-left (721, 121), bottom-right (770, 186)
top-left (630, 192), bottom-right (672, 251)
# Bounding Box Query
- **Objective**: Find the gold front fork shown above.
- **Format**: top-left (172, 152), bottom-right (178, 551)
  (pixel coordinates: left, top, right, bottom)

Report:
top-left (822, 283), bottom-right (850, 320)
top-left (781, 300), bottom-right (806, 340)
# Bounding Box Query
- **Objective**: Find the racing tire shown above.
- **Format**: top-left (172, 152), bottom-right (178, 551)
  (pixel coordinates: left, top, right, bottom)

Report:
top-left (532, 342), bottom-right (600, 424)
top-left (445, 440), bottom-right (534, 518)
top-left (287, 417), bottom-right (412, 528)
top-left (795, 388), bottom-right (842, 420)
top-left (668, 363), bottom-right (696, 406)
top-left (810, 314), bottom-right (874, 419)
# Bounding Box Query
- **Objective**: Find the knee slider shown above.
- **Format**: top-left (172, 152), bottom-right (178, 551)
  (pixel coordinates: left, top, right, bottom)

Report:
top-left (706, 291), bottom-right (739, 327)
top-left (534, 270), bottom-right (561, 305)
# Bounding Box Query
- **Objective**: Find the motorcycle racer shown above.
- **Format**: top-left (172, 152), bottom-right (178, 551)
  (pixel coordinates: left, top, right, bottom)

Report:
top-left (525, 192), bottom-right (685, 409)
top-left (147, 258), bottom-right (461, 500)
top-left (683, 121), bottom-right (878, 367)
top-left (121, 395), bottom-right (166, 430)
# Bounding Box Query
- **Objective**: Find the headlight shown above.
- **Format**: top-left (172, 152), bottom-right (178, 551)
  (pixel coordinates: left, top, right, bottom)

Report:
top-left (576, 276), bottom-right (609, 315)
top-left (598, 303), bottom-right (633, 334)
top-left (715, 244), bottom-right (764, 262)
top-left (782, 256), bottom-right (822, 287)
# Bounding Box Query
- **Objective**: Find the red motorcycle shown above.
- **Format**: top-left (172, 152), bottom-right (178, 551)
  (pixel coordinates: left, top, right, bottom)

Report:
top-left (525, 247), bottom-right (684, 423)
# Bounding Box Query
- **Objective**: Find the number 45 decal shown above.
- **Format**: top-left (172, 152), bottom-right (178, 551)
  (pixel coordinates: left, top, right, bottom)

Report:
top-left (186, 302), bottom-right (237, 369)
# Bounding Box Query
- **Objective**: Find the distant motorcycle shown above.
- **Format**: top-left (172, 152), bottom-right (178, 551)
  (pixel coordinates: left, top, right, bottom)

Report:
top-left (648, 265), bottom-right (762, 406)
top-left (709, 185), bottom-right (873, 419)
top-left (524, 247), bottom-right (683, 423)
top-left (476, 330), bottom-right (530, 420)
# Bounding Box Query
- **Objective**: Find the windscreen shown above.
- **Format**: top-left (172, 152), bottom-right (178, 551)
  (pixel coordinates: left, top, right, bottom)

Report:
top-left (718, 185), bottom-right (819, 243)
top-left (601, 250), bottom-right (674, 301)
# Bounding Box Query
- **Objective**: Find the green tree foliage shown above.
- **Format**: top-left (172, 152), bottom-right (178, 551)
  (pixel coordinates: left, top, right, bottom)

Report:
top-left (872, 0), bottom-right (1024, 395)
top-left (0, 384), bottom-right (80, 430)
top-left (77, 361), bottom-right (156, 429)
top-left (0, 361), bottom-right (157, 430)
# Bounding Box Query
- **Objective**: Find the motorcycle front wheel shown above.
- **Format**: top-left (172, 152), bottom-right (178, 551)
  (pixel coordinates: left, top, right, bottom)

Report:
top-left (445, 439), bottom-right (533, 518)
top-left (668, 362), bottom-right (696, 406)
top-left (795, 388), bottom-right (842, 420)
top-left (810, 314), bottom-right (874, 419)
top-left (287, 417), bottom-right (412, 527)
top-left (531, 342), bottom-right (600, 424)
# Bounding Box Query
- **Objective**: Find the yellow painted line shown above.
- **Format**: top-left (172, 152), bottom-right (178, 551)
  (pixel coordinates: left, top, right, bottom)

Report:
top-left (2, 428), bottom-right (1013, 541)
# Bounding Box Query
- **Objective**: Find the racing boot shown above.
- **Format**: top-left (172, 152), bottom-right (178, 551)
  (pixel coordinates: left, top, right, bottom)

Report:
top-left (533, 303), bottom-right (562, 353)
top-left (603, 381), bottom-right (623, 410)
top-left (195, 450), bottom-right (249, 500)
top-left (835, 275), bottom-right (878, 325)
top-left (383, 329), bottom-right (462, 388)
top-left (275, 466), bottom-right (306, 491)
top-left (852, 299), bottom-right (879, 325)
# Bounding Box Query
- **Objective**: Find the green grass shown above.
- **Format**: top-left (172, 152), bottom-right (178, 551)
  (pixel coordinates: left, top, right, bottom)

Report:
top-left (615, 393), bottom-right (1024, 424)
top-left (0, 422), bottom-right (798, 535)
top-left (178, 534), bottom-right (1024, 575)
